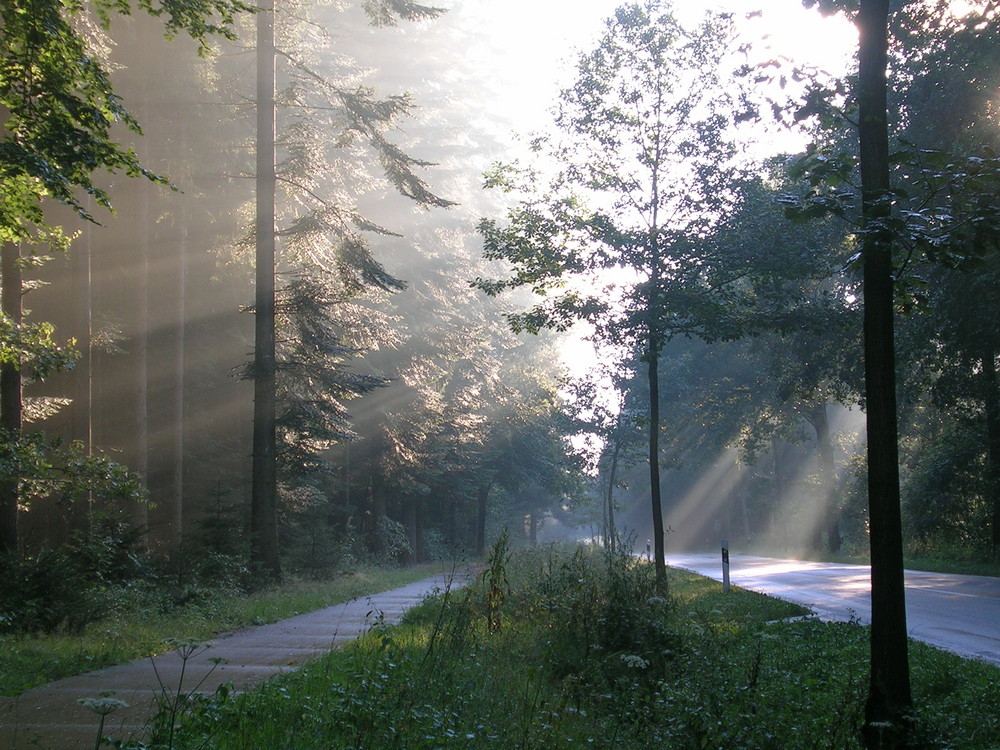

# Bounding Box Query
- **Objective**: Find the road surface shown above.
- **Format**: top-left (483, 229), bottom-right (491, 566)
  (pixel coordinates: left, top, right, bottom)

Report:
top-left (667, 553), bottom-right (1000, 666)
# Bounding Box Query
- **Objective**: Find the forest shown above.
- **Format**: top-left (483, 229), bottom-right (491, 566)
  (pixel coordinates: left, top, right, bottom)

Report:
top-left (2, 0), bottom-right (1000, 745)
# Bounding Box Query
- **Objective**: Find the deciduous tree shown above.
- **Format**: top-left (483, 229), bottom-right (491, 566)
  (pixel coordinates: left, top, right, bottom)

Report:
top-left (477, 0), bottom-right (741, 591)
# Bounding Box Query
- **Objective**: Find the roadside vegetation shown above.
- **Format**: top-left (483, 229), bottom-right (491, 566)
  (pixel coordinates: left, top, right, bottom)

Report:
top-left (131, 540), bottom-right (999, 750)
top-left (779, 547), bottom-right (1000, 579)
top-left (0, 561), bottom-right (445, 696)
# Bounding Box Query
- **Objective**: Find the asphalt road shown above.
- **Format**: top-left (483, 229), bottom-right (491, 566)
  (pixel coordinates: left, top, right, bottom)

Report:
top-left (666, 553), bottom-right (1000, 666)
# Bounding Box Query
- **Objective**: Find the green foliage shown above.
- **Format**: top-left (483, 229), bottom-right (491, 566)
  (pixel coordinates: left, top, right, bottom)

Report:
top-left (94, 0), bottom-right (254, 48)
top-left (475, 0), bottom-right (744, 349)
top-left (361, 0), bottom-right (446, 28)
top-left (267, 273), bottom-right (390, 480)
top-left (0, 0), bottom-right (251, 242)
top-left (0, 564), bottom-right (445, 696)
top-left (901, 416), bottom-right (990, 554)
top-left (71, 514), bottom-right (152, 584)
top-left (0, 514), bottom-right (151, 635)
top-left (480, 530), bottom-right (510, 633)
top-left (0, 314), bottom-right (78, 381)
top-left (0, 431), bottom-right (147, 511)
top-left (160, 547), bottom-right (1000, 750)
top-left (0, 548), bottom-right (100, 634)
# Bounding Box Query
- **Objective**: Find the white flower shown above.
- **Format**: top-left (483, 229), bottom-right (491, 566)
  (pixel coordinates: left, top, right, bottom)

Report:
top-left (619, 654), bottom-right (649, 669)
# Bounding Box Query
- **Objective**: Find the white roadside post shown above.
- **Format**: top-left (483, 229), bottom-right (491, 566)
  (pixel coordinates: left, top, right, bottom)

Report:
top-left (722, 538), bottom-right (731, 594)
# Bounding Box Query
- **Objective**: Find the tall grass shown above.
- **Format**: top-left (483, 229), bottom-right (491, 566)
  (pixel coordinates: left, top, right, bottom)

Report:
top-left (157, 541), bottom-right (1000, 750)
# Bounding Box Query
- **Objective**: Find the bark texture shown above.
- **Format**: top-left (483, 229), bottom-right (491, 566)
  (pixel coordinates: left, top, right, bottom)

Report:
top-left (858, 0), bottom-right (913, 744)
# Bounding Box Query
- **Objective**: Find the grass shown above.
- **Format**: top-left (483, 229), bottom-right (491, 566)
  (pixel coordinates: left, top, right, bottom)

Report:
top-left (902, 555), bottom-right (1000, 578)
top-left (0, 564), bottom-right (447, 696)
top-left (743, 544), bottom-right (1000, 579)
top-left (156, 542), bottom-right (1000, 750)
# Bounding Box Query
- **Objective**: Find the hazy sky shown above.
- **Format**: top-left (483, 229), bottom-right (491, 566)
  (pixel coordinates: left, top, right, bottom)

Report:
top-left (357, 1), bottom-right (859, 378)
top-left (436, 1), bottom-right (857, 376)
top-left (451, 0), bottom-right (857, 135)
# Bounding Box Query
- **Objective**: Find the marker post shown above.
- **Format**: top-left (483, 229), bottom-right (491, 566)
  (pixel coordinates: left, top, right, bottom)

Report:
top-left (721, 538), bottom-right (731, 594)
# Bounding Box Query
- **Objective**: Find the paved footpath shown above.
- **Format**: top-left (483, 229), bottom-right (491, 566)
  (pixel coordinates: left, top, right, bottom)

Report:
top-left (0, 570), bottom-right (471, 749)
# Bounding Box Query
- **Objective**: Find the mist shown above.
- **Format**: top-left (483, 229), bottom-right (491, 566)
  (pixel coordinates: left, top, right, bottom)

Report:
top-left (7, 0), bottom-right (999, 577)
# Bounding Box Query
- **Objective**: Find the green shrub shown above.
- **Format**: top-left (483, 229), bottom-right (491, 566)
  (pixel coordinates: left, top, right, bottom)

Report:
top-left (163, 543), bottom-right (1000, 750)
top-left (0, 549), bottom-right (100, 634)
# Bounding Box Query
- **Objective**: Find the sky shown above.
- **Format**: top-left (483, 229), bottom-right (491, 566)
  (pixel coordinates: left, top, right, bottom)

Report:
top-left (437, 0), bottom-right (857, 377)
top-left (351, 1), bottom-right (860, 381)
top-left (452, 0), bottom-right (858, 136)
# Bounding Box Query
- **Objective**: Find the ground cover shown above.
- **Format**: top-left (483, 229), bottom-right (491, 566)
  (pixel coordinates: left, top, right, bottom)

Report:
top-left (154, 540), bottom-right (1000, 749)
top-left (0, 564), bottom-right (446, 696)
top-left (741, 544), bottom-right (1000, 579)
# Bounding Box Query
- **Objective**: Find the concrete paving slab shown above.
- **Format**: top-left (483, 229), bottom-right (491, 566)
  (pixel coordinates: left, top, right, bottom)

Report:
top-left (0, 569), bottom-right (472, 749)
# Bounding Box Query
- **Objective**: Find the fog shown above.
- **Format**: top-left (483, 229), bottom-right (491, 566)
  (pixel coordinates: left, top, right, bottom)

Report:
top-left (10, 0), bottom-right (997, 572)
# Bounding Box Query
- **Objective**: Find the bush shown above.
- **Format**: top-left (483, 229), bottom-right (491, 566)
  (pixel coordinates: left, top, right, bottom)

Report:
top-left (0, 549), bottom-right (100, 634)
top-left (69, 514), bottom-right (151, 584)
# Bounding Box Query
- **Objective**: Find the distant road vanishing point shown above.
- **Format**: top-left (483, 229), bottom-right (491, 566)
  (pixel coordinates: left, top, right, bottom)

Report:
top-left (667, 553), bottom-right (1000, 667)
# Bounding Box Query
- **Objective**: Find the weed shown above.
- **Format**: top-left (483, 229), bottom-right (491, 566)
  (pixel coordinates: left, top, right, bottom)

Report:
top-left (480, 529), bottom-right (510, 634)
top-left (0, 564), bottom-right (445, 696)
top-left (154, 546), bottom-right (1000, 750)
top-left (79, 692), bottom-right (129, 750)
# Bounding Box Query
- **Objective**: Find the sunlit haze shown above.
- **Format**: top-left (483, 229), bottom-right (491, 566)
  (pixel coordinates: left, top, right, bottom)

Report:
top-left (444, 0), bottom-right (858, 377)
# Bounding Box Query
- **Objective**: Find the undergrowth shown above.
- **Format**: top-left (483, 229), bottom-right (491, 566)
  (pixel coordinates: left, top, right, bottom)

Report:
top-left (118, 540), bottom-right (999, 749)
top-left (0, 565), bottom-right (444, 696)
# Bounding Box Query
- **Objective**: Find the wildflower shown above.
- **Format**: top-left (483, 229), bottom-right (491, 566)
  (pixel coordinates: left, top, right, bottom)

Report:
top-left (78, 696), bottom-right (129, 716)
top-left (619, 654), bottom-right (649, 669)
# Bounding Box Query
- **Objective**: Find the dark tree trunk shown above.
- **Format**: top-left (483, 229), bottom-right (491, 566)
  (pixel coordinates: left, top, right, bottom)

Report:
top-left (0, 242), bottom-right (22, 557)
top-left (739, 487), bottom-right (752, 546)
top-left (414, 495), bottom-right (425, 563)
top-left (858, 0), bottom-right (912, 744)
top-left (647, 339), bottom-right (667, 592)
top-left (981, 348), bottom-right (1000, 561)
top-left (368, 470), bottom-right (386, 555)
top-left (403, 496), bottom-right (417, 565)
top-left (446, 495), bottom-right (457, 552)
top-left (249, 0), bottom-right (281, 582)
top-left (606, 435), bottom-right (622, 553)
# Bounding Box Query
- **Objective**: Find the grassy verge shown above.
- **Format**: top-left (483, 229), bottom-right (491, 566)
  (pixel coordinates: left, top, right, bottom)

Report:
top-left (0, 564), bottom-right (448, 696)
top-left (154, 542), bottom-right (999, 749)
top-left (743, 546), bottom-right (1000, 578)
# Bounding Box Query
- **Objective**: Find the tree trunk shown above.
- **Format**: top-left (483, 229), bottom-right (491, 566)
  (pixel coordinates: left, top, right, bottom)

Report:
top-left (403, 496), bottom-right (417, 565)
top-left (0, 242), bottom-right (22, 557)
top-left (132, 188), bottom-right (150, 538)
top-left (167, 138), bottom-right (189, 549)
top-left (647, 339), bottom-right (667, 592)
top-left (446, 494), bottom-right (457, 552)
top-left (858, 0), bottom-right (912, 744)
top-left (981, 347), bottom-right (1000, 561)
top-left (368, 469), bottom-right (386, 555)
top-left (66, 222), bottom-right (94, 544)
top-left (810, 402), bottom-right (842, 554)
top-left (414, 495), bottom-right (425, 563)
top-left (249, 0), bottom-right (282, 582)
top-left (772, 438), bottom-right (788, 553)
top-left (740, 488), bottom-right (752, 546)
top-left (606, 434), bottom-right (622, 553)
top-left (475, 481), bottom-right (492, 557)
